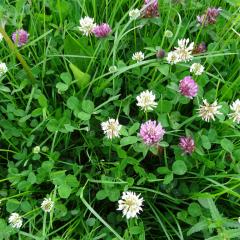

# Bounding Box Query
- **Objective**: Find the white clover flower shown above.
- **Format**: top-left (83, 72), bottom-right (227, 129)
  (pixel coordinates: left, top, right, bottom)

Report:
top-left (175, 38), bottom-right (194, 62)
top-left (228, 99), bottom-right (240, 124)
top-left (0, 62), bottom-right (8, 77)
top-left (190, 63), bottom-right (204, 75)
top-left (166, 51), bottom-right (179, 65)
top-left (117, 191), bottom-right (144, 219)
top-left (101, 119), bottom-right (122, 139)
top-left (129, 9), bottom-right (141, 20)
top-left (136, 90), bottom-right (157, 112)
top-left (132, 51), bottom-right (145, 62)
top-left (164, 30), bottom-right (173, 38)
top-left (198, 99), bottom-right (222, 122)
top-left (41, 197), bottom-right (54, 212)
top-left (238, 217), bottom-right (240, 224)
top-left (109, 65), bottom-right (117, 73)
top-left (33, 146), bottom-right (40, 154)
top-left (8, 213), bottom-right (23, 229)
top-left (79, 16), bottom-right (96, 36)
top-left (0, 33), bottom-right (3, 42)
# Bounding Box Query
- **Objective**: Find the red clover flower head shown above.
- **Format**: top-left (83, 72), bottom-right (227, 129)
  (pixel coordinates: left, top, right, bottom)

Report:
top-left (179, 76), bottom-right (198, 99)
top-left (12, 29), bottom-right (29, 47)
top-left (179, 136), bottom-right (195, 154)
top-left (206, 8), bottom-right (222, 24)
top-left (156, 49), bottom-right (165, 58)
top-left (193, 42), bottom-right (207, 54)
top-left (92, 23), bottom-right (112, 38)
top-left (140, 120), bottom-right (165, 145)
top-left (197, 7), bottom-right (221, 26)
top-left (143, 0), bottom-right (159, 18)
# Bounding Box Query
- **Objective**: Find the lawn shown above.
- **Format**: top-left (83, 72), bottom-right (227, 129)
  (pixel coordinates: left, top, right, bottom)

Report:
top-left (0, 0), bottom-right (240, 239)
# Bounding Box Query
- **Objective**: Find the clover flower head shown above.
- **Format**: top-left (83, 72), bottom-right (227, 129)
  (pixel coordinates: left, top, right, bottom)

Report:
top-left (117, 191), bottom-right (144, 219)
top-left (156, 49), bottom-right (165, 58)
top-left (132, 51), bottom-right (145, 62)
top-left (79, 16), bottom-right (96, 36)
top-left (166, 51), bottom-right (179, 65)
top-left (92, 23), bottom-right (112, 38)
top-left (0, 62), bottom-right (8, 77)
top-left (136, 90), bottom-right (157, 112)
top-left (206, 8), bottom-right (222, 23)
top-left (129, 9), bottom-right (141, 20)
top-left (190, 63), bottom-right (204, 75)
top-left (139, 120), bottom-right (165, 145)
top-left (193, 42), bottom-right (207, 54)
top-left (174, 38), bottom-right (194, 62)
top-left (179, 136), bottom-right (195, 154)
top-left (33, 146), bottom-right (40, 154)
top-left (41, 197), bottom-right (54, 213)
top-left (179, 76), bottom-right (198, 99)
top-left (144, 0), bottom-right (159, 18)
top-left (164, 30), bottom-right (173, 38)
top-left (109, 65), bottom-right (117, 73)
top-left (228, 99), bottom-right (240, 124)
top-left (198, 99), bottom-right (222, 122)
top-left (101, 119), bottom-right (122, 139)
top-left (12, 29), bottom-right (29, 47)
top-left (8, 213), bottom-right (23, 229)
top-left (197, 7), bottom-right (221, 26)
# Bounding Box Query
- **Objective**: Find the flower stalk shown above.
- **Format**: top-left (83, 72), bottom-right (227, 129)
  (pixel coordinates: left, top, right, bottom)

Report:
top-left (0, 26), bottom-right (35, 84)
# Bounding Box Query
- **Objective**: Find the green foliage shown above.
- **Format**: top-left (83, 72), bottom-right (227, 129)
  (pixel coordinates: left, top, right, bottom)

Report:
top-left (172, 160), bottom-right (187, 176)
top-left (0, 0), bottom-right (239, 239)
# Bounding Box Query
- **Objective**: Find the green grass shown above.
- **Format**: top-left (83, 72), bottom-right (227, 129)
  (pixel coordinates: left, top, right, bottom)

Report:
top-left (0, 0), bottom-right (240, 239)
